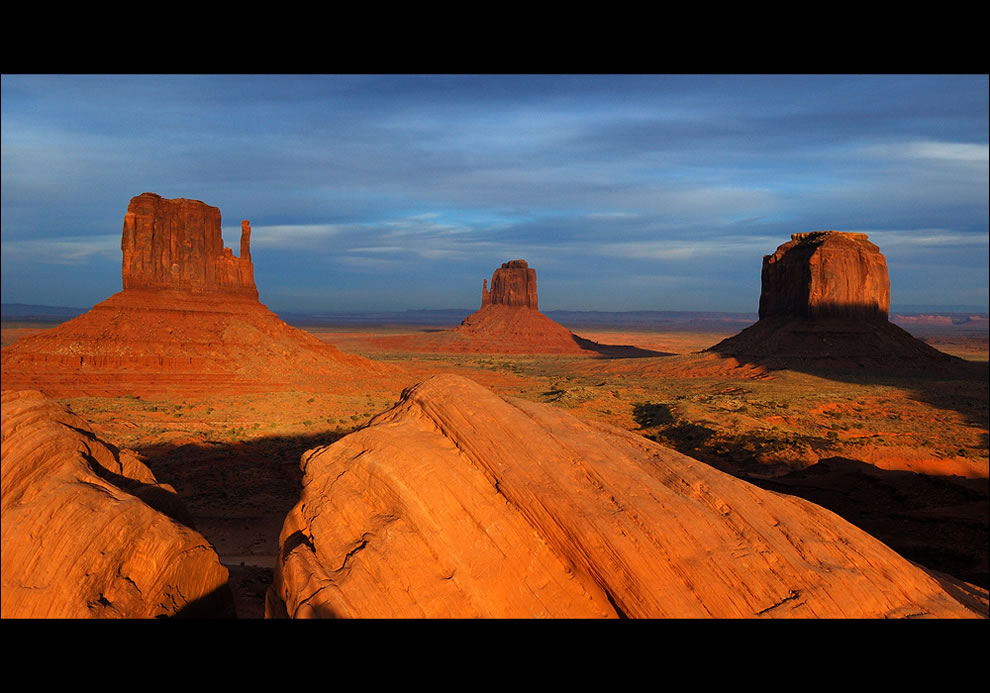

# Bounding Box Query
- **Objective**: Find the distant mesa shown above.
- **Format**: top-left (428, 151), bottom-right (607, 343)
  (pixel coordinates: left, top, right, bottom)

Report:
top-left (1, 192), bottom-right (386, 397)
top-left (709, 231), bottom-right (962, 371)
top-left (1, 390), bottom-right (233, 618)
top-left (267, 374), bottom-right (984, 618)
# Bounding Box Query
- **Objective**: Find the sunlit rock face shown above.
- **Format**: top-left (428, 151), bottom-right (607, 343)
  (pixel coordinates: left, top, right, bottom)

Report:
top-left (1, 193), bottom-right (387, 397)
top-left (122, 192), bottom-right (258, 299)
top-left (759, 231), bottom-right (890, 321)
top-left (0, 390), bottom-right (233, 618)
top-left (454, 259), bottom-right (586, 353)
top-left (267, 374), bottom-right (984, 619)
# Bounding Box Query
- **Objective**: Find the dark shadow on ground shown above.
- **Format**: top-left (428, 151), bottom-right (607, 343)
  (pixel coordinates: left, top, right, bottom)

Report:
top-left (172, 582), bottom-right (238, 618)
top-left (744, 457), bottom-right (989, 589)
top-left (572, 334), bottom-right (672, 359)
top-left (705, 317), bottom-right (989, 436)
top-left (136, 430), bottom-right (350, 618)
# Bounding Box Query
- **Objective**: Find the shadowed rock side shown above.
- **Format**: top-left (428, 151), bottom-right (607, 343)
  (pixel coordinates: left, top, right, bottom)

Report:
top-left (709, 231), bottom-right (962, 372)
top-left (1, 390), bottom-right (233, 618)
top-left (269, 374), bottom-right (984, 618)
top-left (1, 193), bottom-right (389, 397)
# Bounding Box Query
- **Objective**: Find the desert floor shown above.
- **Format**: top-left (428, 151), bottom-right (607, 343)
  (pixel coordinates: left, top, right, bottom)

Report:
top-left (3, 322), bottom-right (987, 618)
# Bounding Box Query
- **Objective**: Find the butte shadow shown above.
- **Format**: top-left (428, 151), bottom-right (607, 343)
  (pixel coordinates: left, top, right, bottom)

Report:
top-left (0, 192), bottom-right (393, 398)
top-left (368, 259), bottom-right (669, 358)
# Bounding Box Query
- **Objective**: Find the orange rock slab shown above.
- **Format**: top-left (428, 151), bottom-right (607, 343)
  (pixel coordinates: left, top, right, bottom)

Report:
top-left (1, 390), bottom-right (232, 618)
top-left (269, 374), bottom-right (984, 618)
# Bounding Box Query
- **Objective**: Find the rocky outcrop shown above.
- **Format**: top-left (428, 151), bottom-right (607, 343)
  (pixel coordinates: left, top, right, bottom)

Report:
top-left (448, 259), bottom-right (589, 353)
top-left (710, 232), bottom-right (960, 371)
top-left (1, 390), bottom-right (233, 618)
top-left (759, 231), bottom-right (889, 321)
top-left (122, 192), bottom-right (257, 299)
top-left (482, 259), bottom-right (539, 309)
top-left (1, 193), bottom-right (390, 397)
top-left (268, 374), bottom-right (984, 618)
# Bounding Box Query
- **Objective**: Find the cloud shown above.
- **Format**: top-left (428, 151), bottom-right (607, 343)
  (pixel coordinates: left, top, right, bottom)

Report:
top-left (1, 235), bottom-right (121, 265)
top-left (855, 228), bottom-right (990, 248)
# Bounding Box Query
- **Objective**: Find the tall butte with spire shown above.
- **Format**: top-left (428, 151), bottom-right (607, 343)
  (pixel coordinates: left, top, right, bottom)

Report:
top-left (709, 231), bottom-right (961, 371)
top-left (451, 259), bottom-right (592, 353)
top-left (1, 192), bottom-right (383, 397)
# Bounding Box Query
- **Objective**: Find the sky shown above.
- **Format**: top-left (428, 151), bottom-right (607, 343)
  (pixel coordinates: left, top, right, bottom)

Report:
top-left (2, 74), bottom-right (987, 314)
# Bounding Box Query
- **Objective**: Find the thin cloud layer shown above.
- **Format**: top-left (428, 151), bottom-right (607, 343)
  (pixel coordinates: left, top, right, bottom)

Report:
top-left (2, 74), bottom-right (987, 312)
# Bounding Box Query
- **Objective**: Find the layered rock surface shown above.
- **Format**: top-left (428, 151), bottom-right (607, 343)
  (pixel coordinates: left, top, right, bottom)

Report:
top-left (1, 193), bottom-right (387, 397)
top-left (269, 374), bottom-right (984, 618)
top-left (1, 390), bottom-right (233, 618)
top-left (710, 231), bottom-right (960, 370)
top-left (122, 193), bottom-right (257, 298)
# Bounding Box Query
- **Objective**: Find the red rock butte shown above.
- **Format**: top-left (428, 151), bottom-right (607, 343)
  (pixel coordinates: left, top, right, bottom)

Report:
top-left (121, 193), bottom-right (258, 298)
top-left (267, 374), bottom-right (985, 618)
top-left (450, 259), bottom-right (591, 353)
top-left (709, 231), bottom-right (960, 370)
top-left (1, 193), bottom-right (386, 397)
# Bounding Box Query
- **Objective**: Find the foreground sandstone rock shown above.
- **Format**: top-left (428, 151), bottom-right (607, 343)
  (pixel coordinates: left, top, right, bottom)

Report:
top-left (269, 374), bottom-right (984, 618)
top-left (1, 193), bottom-right (386, 397)
top-left (1, 390), bottom-right (233, 618)
top-left (710, 231), bottom-right (960, 371)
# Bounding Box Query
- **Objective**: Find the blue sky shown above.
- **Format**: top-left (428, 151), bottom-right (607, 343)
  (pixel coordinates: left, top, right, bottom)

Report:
top-left (2, 74), bottom-right (987, 313)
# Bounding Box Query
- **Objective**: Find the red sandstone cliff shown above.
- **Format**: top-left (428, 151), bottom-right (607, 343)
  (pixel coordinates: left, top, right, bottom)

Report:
top-left (759, 231), bottom-right (889, 321)
top-left (121, 193), bottom-right (257, 298)
top-left (481, 259), bottom-right (539, 309)
top-left (1, 390), bottom-right (233, 618)
top-left (1, 193), bottom-right (390, 397)
top-left (267, 375), bottom-right (985, 618)
top-left (710, 231), bottom-right (959, 370)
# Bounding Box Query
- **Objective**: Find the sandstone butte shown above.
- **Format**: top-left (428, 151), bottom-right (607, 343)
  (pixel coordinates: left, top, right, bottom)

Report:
top-left (708, 231), bottom-right (963, 370)
top-left (1, 390), bottom-right (233, 618)
top-left (0, 192), bottom-right (386, 398)
top-left (267, 374), bottom-right (987, 618)
top-left (450, 259), bottom-right (593, 353)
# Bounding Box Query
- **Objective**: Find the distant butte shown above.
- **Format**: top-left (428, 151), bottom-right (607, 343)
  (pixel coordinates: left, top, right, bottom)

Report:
top-left (451, 259), bottom-right (591, 353)
top-left (0, 193), bottom-right (388, 397)
top-left (709, 231), bottom-right (963, 371)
